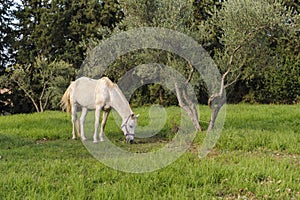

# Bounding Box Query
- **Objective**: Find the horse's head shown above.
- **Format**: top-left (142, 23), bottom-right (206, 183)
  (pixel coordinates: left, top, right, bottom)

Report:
top-left (121, 114), bottom-right (139, 144)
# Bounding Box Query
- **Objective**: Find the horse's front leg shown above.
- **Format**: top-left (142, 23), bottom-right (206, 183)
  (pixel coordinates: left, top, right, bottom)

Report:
top-left (93, 105), bottom-right (103, 143)
top-left (100, 110), bottom-right (109, 142)
top-left (80, 107), bottom-right (88, 141)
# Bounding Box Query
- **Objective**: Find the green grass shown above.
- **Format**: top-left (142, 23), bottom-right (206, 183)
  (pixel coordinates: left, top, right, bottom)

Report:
top-left (0, 104), bottom-right (299, 199)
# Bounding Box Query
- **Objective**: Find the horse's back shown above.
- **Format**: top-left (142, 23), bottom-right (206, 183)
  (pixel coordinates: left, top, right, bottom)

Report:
top-left (71, 77), bottom-right (97, 109)
top-left (70, 77), bottom-right (116, 109)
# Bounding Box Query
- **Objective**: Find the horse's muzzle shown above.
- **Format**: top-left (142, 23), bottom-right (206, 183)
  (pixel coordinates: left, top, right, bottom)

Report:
top-left (126, 138), bottom-right (134, 144)
top-left (126, 134), bottom-right (134, 144)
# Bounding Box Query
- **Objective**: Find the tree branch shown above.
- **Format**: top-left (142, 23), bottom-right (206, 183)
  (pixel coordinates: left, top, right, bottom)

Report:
top-left (185, 61), bottom-right (194, 85)
top-left (39, 80), bottom-right (49, 112)
top-left (224, 73), bottom-right (241, 89)
top-left (228, 45), bottom-right (242, 65)
top-left (43, 90), bottom-right (52, 111)
top-left (13, 79), bottom-right (40, 112)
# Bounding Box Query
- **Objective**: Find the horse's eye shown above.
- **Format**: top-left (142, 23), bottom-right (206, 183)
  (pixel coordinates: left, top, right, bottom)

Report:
top-left (129, 125), bottom-right (133, 128)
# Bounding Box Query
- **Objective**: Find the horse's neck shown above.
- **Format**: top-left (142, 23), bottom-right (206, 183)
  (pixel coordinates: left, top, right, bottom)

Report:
top-left (110, 87), bottom-right (133, 122)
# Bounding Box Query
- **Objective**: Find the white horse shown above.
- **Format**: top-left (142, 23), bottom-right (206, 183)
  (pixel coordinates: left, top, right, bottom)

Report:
top-left (61, 77), bottom-right (139, 144)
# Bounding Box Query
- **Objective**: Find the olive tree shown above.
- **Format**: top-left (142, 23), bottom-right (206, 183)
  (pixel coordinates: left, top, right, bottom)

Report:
top-left (205, 0), bottom-right (298, 131)
top-left (91, 0), bottom-right (203, 130)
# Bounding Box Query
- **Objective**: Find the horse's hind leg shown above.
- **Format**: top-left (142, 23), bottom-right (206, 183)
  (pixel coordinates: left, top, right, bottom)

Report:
top-left (80, 107), bottom-right (88, 141)
top-left (99, 110), bottom-right (109, 142)
top-left (71, 106), bottom-right (78, 140)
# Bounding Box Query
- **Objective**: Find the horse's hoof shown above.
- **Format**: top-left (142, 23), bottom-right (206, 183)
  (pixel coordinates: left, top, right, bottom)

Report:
top-left (81, 137), bottom-right (87, 141)
top-left (93, 140), bottom-right (98, 144)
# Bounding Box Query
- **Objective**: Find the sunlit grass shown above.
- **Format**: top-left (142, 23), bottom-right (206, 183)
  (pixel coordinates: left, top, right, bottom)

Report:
top-left (0, 104), bottom-right (299, 199)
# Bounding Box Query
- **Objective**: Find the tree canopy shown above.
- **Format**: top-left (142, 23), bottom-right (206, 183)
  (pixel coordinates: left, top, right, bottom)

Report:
top-left (0, 0), bottom-right (299, 114)
top-left (13, 0), bottom-right (123, 69)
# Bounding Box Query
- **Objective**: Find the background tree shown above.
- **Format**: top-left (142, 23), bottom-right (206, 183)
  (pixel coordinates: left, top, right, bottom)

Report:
top-left (1, 0), bottom-right (123, 113)
top-left (1, 0), bottom-right (299, 114)
top-left (89, 0), bottom-right (203, 130)
top-left (0, 0), bottom-right (15, 73)
top-left (13, 0), bottom-right (123, 69)
top-left (248, 0), bottom-right (300, 104)
top-left (0, 0), bottom-right (15, 114)
top-left (203, 0), bottom-right (299, 130)
top-left (2, 56), bottom-right (74, 112)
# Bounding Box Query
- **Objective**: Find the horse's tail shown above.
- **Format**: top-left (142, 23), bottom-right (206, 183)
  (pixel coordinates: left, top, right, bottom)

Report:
top-left (61, 83), bottom-right (73, 113)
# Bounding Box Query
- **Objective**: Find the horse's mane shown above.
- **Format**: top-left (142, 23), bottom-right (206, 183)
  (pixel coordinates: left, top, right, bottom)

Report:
top-left (101, 77), bottom-right (131, 110)
top-left (101, 77), bottom-right (116, 88)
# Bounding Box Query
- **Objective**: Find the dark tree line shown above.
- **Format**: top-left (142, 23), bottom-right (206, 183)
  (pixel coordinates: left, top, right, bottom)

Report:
top-left (13, 0), bottom-right (123, 68)
top-left (0, 0), bottom-right (15, 74)
top-left (0, 0), bottom-right (299, 114)
top-left (0, 0), bottom-right (123, 113)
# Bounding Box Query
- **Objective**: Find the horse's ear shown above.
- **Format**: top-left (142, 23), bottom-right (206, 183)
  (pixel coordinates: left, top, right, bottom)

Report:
top-left (131, 114), bottom-right (139, 119)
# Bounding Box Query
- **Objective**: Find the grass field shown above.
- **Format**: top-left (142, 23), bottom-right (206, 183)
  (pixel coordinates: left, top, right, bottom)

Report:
top-left (0, 104), bottom-right (299, 199)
